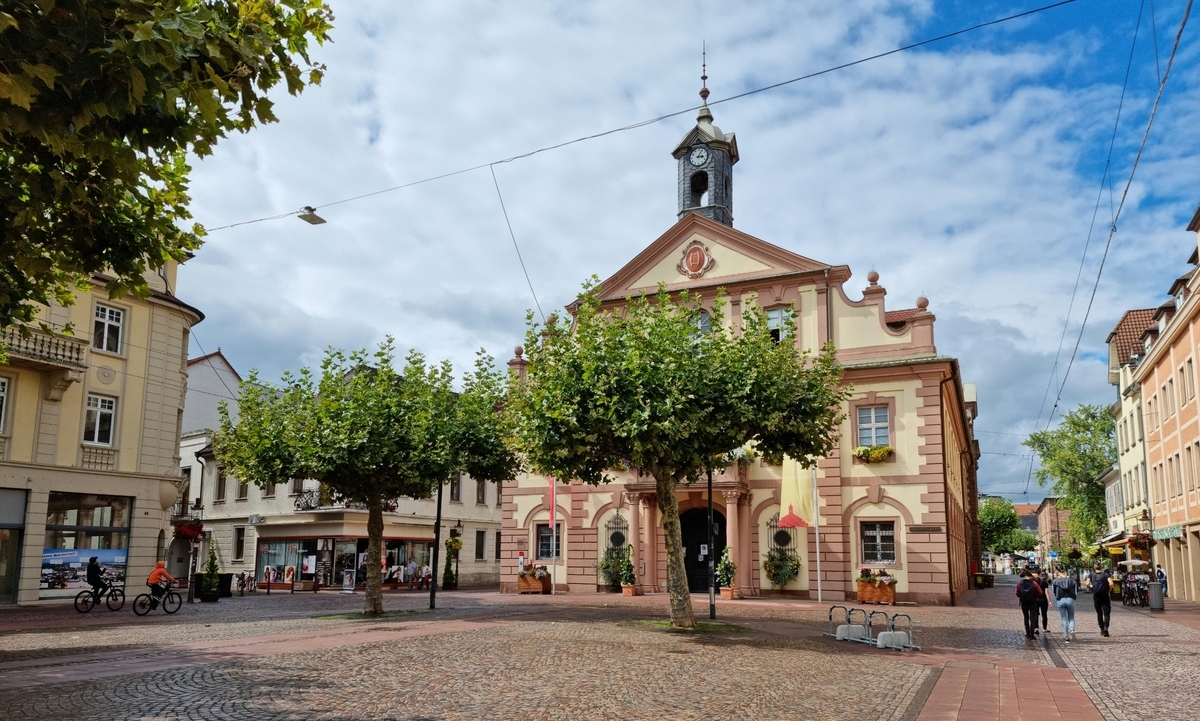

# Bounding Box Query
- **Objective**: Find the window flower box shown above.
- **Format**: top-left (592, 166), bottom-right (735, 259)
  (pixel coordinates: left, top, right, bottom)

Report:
top-left (856, 568), bottom-right (898, 604)
top-left (517, 566), bottom-right (550, 594)
top-left (851, 445), bottom-right (895, 464)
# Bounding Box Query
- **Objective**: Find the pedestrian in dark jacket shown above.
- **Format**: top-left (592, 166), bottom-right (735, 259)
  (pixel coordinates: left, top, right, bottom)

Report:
top-left (1015, 571), bottom-right (1044, 639)
top-left (1036, 571), bottom-right (1051, 633)
top-left (1087, 564), bottom-right (1113, 636)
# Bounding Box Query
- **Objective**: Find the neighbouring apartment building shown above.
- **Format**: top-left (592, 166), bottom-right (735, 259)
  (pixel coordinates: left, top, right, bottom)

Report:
top-left (1131, 203), bottom-right (1200, 603)
top-left (499, 96), bottom-right (982, 605)
top-left (1036, 496), bottom-right (1070, 558)
top-left (174, 351), bottom-right (503, 589)
top-left (1, 262), bottom-right (202, 604)
top-left (1106, 308), bottom-right (1156, 546)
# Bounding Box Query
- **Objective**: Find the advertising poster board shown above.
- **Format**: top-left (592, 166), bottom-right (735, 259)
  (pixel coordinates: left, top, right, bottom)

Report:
top-left (39, 548), bottom-right (127, 598)
top-left (342, 569), bottom-right (356, 594)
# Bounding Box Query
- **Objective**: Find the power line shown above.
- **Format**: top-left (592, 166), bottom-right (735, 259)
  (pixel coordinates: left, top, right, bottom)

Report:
top-left (203, 0), bottom-right (1081, 233)
top-left (1023, 0), bottom-right (1151, 495)
top-left (1045, 0), bottom-right (1192, 433)
top-left (489, 165), bottom-right (545, 323)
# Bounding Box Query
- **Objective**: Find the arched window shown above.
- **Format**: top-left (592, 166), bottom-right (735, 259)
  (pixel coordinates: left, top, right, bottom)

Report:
top-left (766, 307), bottom-right (793, 344)
top-left (690, 171), bottom-right (709, 208)
top-left (693, 309), bottom-right (712, 335)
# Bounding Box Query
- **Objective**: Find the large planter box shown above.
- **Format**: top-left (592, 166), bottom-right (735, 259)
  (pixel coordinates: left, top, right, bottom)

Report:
top-left (856, 580), bottom-right (896, 605)
top-left (517, 574), bottom-right (550, 594)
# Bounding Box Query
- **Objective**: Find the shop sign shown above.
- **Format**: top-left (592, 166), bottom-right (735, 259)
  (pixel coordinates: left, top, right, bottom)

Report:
top-left (1152, 526), bottom-right (1183, 540)
top-left (909, 526), bottom-right (943, 534)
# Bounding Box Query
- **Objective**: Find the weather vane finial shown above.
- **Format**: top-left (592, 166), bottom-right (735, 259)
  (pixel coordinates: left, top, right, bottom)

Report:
top-left (700, 40), bottom-right (709, 101)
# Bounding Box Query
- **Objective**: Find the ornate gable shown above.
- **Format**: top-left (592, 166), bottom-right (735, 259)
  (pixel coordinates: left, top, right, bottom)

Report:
top-left (595, 213), bottom-right (831, 300)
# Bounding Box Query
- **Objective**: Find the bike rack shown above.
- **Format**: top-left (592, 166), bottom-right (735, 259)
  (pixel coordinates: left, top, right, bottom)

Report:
top-left (825, 605), bottom-right (922, 651)
top-left (879, 613), bottom-right (921, 651)
top-left (824, 605), bottom-right (850, 638)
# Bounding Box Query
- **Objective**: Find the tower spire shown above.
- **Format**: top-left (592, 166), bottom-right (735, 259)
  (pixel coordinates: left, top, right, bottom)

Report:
top-left (700, 41), bottom-right (709, 101)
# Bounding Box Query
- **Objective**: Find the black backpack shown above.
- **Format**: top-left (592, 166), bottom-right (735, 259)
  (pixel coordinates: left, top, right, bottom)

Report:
top-left (1017, 579), bottom-right (1039, 604)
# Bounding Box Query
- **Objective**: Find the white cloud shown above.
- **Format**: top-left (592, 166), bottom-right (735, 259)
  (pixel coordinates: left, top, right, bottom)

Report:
top-left (182, 0), bottom-right (1200, 497)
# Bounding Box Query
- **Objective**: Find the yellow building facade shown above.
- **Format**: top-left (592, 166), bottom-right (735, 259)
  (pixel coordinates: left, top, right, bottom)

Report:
top-left (0, 263), bottom-right (201, 604)
top-left (498, 102), bottom-right (981, 605)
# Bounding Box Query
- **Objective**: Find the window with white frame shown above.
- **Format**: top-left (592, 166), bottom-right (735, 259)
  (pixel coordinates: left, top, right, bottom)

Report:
top-left (93, 304), bottom-right (123, 353)
top-left (536, 523), bottom-right (561, 560)
top-left (861, 521), bottom-right (896, 564)
top-left (693, 309), bottom-right (713, 336)
top-left (766, 307), bottom-right (792, 344)
top-left (857, 406), bottom-right (890, 447)
top-left (83, 394), bottom-right (116, 445)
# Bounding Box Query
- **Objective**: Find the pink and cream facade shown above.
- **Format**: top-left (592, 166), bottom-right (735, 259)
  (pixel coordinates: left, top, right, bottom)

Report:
top-left (498, 103), bottom-right (981, 605)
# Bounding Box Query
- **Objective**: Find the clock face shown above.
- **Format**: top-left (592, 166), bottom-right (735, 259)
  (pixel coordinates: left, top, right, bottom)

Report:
top-left (689, 146), bottom-right (709, 166)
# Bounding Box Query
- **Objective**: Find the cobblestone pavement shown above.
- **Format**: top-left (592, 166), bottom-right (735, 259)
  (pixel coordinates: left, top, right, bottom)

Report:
top-left (0, 587), bottom-right (1195, 720)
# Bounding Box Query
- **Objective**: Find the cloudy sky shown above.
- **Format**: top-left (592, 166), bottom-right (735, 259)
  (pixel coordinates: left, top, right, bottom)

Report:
top-left (182, 0), bottom-right (1200, 500)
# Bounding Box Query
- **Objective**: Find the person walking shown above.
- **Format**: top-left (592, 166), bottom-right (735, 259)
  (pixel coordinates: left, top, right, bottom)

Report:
top-left (1156, 564), bottom-right (1168, 597)
top-left (1051, 568), bottom-right (1078, 643)
top-left (406, 559), bottom-right (417, 590)
top-left (1015, 570), bottom-right (1044, 639)
top-left (1036, 570), bottom-right (1051, 634)
top-left (1087, 564), bottom-right (1113, 636)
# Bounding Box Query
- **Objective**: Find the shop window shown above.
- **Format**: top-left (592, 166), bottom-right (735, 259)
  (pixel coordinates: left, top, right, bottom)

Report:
top-left (861, 521), bottom-right (896, 565)
top-left (83, 394), bottom-right (116, 445)
top-left (41, 492), bottom-right (133, 599)
top-left (536, 523), bottom-right (561, 560)
top-left (475, 530), bottom-right (486, 560)
top-left (476, 479), bottom-right (487, 505)
top-left (450, 474), bottom-right (462, 502)
top-left (214, 470), bottom-right (227, 502)
top-left (857, 406), bottom-right (890, 447)
top-left (233, 527), bottom-right (246, 561)
top-left (93, 304), bottom-right (123, 353)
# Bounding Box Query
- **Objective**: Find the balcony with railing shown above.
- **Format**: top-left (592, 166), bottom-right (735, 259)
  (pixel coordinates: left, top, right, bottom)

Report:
top-left (2, 324), bottom-right (89, 371)
top-left (293, 490), bottom-right (398, 513)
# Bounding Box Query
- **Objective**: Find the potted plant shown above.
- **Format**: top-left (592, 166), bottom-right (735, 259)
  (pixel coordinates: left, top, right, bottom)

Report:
top-left (599, 546), bottom-right (625, 592)
top-left (620, 546), bottom-right (638, 595)
top-left (717, 547), bottom-right (738, 599)
top-left (851, 445), bottom-right (895, 464)
top-left (855, 568), bottom-right (897, 604)
top-left (763, 547), bottom-right (801, 589)
top-left (199, 541), bottom-right (221, 603)
top-left (173, 519), bottom-right (204, 540)
top-left (517, 565), bottom-right (550, 594)
top-left (442, 536), bottom-right (462, 591)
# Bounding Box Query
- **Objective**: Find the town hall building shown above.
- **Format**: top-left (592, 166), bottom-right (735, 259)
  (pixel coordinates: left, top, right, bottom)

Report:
top-left (499, 89), bottom-right (982, 605)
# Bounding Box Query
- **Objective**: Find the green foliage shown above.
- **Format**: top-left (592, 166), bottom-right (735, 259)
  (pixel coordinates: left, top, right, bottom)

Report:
top-left (851, 445), bottom-right (894, 463)
top-left (1024, 405), bottom-right (1116, 546)
top-left (0, 1), bottom-right (333, 331)
top-left (979, 497), bottom-right (1021, 552)
top-left (510, 280), bottom-right (848, 627)
top-left (993, 528), bottom-right (1039, 554)
top-left (598, 546), bottom-right (626, 588)
top-left (442, 551), bottom-right (455, 588)
top-left (716, 547), bottom-right (736, 588)
top-left (215, 339), bottom-right (520, 615)
top-left (762, 547), bottom-right (801, 587)
top-left (202, 541), bottom-right (219, 592)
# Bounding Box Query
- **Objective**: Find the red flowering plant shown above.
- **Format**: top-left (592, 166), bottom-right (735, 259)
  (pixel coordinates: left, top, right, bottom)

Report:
top-left (1127, 533), bottom-right (1153, 551)
top-left (173, 519), bottom-right (204, 540)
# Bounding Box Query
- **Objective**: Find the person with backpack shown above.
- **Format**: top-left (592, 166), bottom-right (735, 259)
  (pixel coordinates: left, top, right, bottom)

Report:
top-left (1051, 568), bottom-right (1078, 643)
top-left (1036, 571), bottom-right (1051, 634)
top-left (1015, 570), bottom-right (1044, 639)
top-left (1087, 563), bottom-right (1114, 636)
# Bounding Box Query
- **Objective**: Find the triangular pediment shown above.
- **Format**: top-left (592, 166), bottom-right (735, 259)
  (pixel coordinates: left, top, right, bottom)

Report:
top-left (595, 213), bottom-right (832, 300)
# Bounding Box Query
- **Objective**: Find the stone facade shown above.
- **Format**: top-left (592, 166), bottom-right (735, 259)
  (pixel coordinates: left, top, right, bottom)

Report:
top-left (1, 263), bottom-right (202, 604)
top-left (498, 103), bottom-right (980, 605)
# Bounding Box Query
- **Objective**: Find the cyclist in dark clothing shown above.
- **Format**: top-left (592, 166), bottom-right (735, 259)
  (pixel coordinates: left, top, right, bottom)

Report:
top-left (1088, 564), bottom-right (1113, 637)
top-left (86, 557), bottom-right (108, 603)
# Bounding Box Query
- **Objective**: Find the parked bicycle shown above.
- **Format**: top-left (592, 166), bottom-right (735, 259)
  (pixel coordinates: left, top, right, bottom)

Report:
top-left (74, 586), bottom-right (125, 613)
top-left (133, 581), bottom-right (182, 616)
top-left (236, 572), bottom-right (257, 595)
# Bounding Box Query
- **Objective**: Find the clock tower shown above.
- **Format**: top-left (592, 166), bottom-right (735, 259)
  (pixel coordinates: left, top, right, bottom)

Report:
top-left (672, 69), bottom-right (738, 226)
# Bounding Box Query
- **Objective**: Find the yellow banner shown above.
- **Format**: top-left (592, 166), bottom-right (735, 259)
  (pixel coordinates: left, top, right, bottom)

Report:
top-left (779, 455), bottom-right (815, 528)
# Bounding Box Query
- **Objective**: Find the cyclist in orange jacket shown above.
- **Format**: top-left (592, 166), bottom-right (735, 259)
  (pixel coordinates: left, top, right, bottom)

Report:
top-left (146, 561), bottom-right (177, 601)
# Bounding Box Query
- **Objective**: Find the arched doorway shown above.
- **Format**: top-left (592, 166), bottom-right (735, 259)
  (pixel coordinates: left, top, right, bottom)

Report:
top-left (679, 508), bottom-right (726, 593)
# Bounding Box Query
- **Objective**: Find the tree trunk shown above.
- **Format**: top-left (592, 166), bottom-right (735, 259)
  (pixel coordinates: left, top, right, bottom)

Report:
top-left (656, 473), bottom-right (696, 628)
top-left (364, 491), bottom-right (384, 616)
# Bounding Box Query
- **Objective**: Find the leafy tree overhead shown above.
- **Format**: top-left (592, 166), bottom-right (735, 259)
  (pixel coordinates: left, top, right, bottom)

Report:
top-left (0, 1), bottom-right (333, 331)
top-left (978, 497), bottom-right (1020, 552)
top-left (1023, 404), bottom-right (1116, 546)
top-left (510, 281), bottom-right (849, 628)
top-left (215, 340), bottom-right (519, 615)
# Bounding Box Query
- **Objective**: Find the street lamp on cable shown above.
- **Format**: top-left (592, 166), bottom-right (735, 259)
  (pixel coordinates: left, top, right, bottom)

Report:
top-left (297, 206), bottom-right (326, 225)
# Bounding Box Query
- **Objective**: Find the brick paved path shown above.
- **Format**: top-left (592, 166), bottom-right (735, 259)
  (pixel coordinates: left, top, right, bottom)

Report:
top-left (0, 586), bottom-right (1194, 720)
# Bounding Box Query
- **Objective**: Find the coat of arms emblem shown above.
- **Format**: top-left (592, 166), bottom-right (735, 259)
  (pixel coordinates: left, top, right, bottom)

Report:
top-left (677, 240), bottom-right (716, 279)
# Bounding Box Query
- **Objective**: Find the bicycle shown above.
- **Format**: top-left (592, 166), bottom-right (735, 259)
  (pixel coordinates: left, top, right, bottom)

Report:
top-left (236, 572), bottom-right (257, 595)
top-left (132, 582), bottom-right (182, 616)
top-left (74, 585), bottom-right (125, 613)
